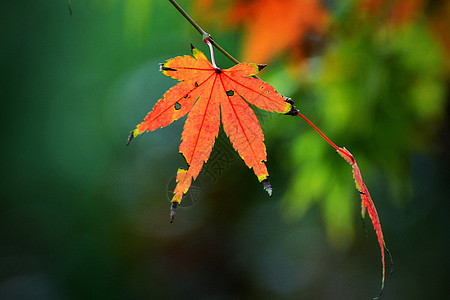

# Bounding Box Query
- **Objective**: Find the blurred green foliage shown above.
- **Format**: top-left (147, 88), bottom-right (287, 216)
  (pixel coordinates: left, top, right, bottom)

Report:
top-left (280, 7), bottom-right (446, 249)
top-left (1, 0), bottom-right (449, 299)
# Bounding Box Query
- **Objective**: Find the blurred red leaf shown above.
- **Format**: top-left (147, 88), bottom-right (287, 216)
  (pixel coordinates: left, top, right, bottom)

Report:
top-left (194, 0), bottom-right (330, 63)
top-left (360, 0), bottom-right (425, 25)
top-left (230, 0), bottom-right (329, 62)
top-left (430, 1), bottom-right (450, 73)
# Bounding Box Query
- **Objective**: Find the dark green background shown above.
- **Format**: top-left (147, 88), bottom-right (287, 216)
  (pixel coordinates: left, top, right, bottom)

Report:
top-left (1, 1), bottom-right (449, 299)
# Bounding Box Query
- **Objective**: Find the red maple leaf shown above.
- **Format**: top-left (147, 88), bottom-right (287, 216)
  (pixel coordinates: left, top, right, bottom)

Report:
top-left (337, 147), bottom-right (393, 299)
top-left (128, 45), bottom-right (290, 221)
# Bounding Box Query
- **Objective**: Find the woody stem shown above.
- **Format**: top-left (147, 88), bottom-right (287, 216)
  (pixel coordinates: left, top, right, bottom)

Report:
top-left (167, 0), bottom-right (240, 64)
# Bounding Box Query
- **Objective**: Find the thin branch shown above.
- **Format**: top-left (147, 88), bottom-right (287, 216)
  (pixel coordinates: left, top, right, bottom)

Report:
top-left (209, 39), bottom-right (240, 65)
top-left (68, 0), bottom-right (72, 16)
top-left (167, 0), bottom-right (240, 65)
top-left (167, 0), bottom-right (207, 37)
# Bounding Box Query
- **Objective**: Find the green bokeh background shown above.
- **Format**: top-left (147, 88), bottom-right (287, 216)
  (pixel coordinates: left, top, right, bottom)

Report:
top-left (1, 0), bottom-right (449, 299)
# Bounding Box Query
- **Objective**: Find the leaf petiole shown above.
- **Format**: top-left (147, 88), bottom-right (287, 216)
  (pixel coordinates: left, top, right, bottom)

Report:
top-left (205, 38), bottom-right (218, 69)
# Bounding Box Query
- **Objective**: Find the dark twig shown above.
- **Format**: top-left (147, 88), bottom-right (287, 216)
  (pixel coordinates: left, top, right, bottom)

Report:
top-left (68, 0), bottom-right (72, 16)
top-left (167, 0), bottom-right (240, 65)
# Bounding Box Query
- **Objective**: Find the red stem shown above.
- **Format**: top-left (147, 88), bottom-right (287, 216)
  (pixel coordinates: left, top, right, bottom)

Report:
top-left (296, 111), bottom-right (339, 150)
top-left (296, 111), bottom-right (354, 162)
